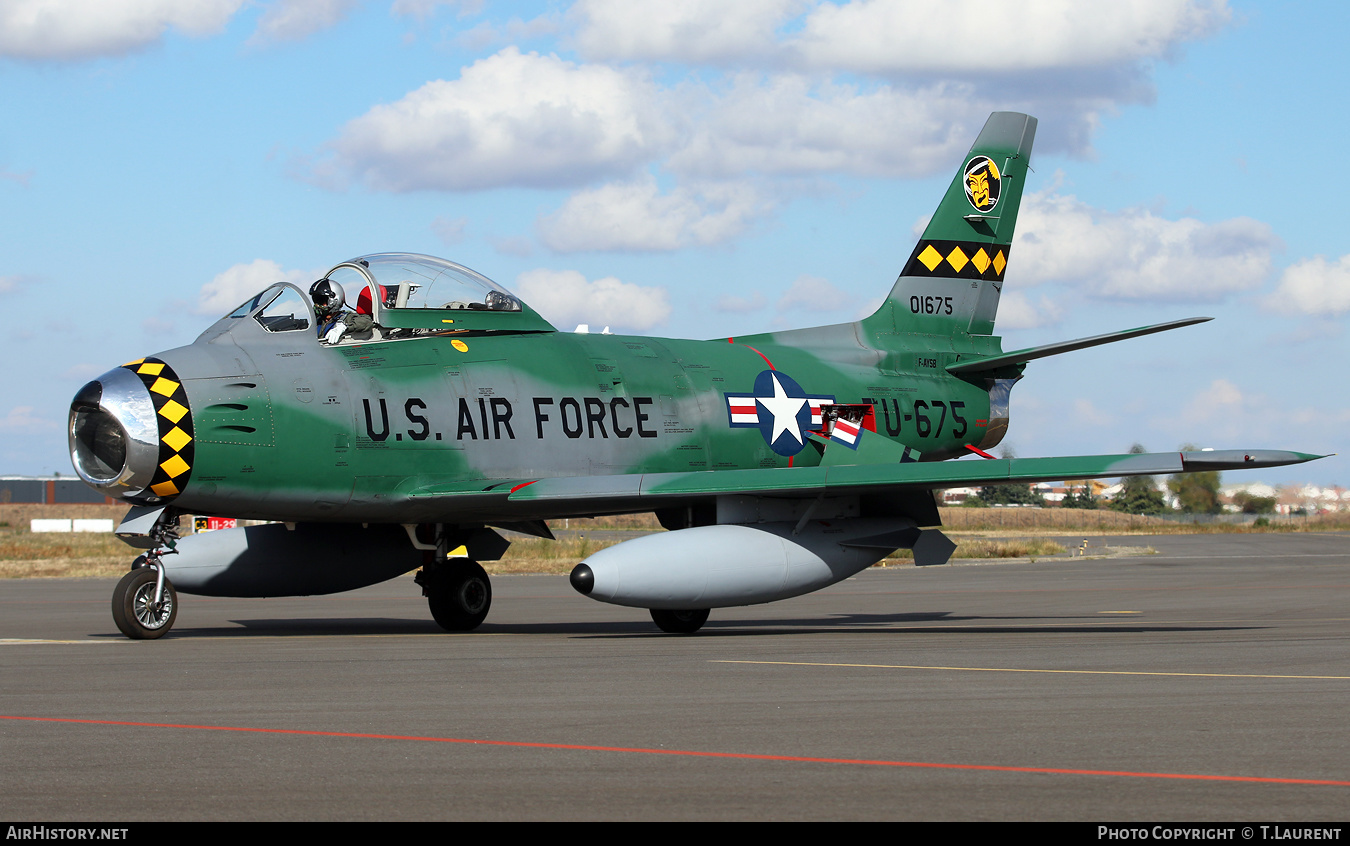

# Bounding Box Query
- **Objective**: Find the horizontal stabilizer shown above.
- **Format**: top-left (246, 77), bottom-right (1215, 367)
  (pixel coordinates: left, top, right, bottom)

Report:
top-left (946, 317), bottom-right (1211, 376)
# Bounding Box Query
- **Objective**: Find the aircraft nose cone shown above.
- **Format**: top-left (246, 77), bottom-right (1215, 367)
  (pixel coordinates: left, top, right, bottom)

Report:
top-left (569, 563), bottom-right (595, 596)
top-left (68, 359), bottom-right (194, 503)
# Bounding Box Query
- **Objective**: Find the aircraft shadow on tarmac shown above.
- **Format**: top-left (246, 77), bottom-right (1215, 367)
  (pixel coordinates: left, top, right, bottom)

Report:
top-left (85, 611), bottom-right (1262, 639)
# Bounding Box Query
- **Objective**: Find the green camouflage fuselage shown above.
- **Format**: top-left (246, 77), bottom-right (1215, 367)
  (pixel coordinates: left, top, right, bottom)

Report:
top-left (159, 311), bottom-right (1005, 524)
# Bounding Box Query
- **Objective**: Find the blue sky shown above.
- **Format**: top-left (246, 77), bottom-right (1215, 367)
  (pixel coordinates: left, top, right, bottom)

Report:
top-left (1, 0), bottom-right (1346, 488)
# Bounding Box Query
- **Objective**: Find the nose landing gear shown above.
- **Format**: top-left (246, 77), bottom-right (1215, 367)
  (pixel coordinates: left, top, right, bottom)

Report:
top-left (111, 511), bottom-right (181, 640)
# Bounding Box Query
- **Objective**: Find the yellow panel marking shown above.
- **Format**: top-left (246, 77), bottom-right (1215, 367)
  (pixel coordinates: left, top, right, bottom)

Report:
top-left (150, 480), bottom-right (179, 497)
top-left (712, 660), bottom-right (1350, 681)
top-left (448, 545), bottom-right (468, 557)
top-left (162, 426), bottom-right (192, 452)
top-left (451, 339), bottom-right (469, 352)
top-left (993, 250), bottom-right (1006, 275)
top-left (158, 399), bottom-right (189, 424)
top-left (441, 319), bottom-right (455, 324)
top-left (159, 454), bottom-right (190, 478)
top-left (971, 248), bottom-right (990, 273)
top-left (150, 377), bottom-right (180, 397)
top-left (946, 246), bottom-right (969, 273)
top-left (123, 358), bottom-right (145, 367)
top-left (136, 362), bottom-right (165, 376)
top-left (916, 244), bottom-right (943, 271)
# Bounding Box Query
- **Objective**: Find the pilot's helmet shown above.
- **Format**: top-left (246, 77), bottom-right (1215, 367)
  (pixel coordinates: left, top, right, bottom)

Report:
top-left (309, 278), bottom-right (345, 313)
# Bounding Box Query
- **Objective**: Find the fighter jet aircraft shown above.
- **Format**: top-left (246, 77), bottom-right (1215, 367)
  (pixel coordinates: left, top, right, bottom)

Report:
top-left (68, 112), bottom-right (1321, 639)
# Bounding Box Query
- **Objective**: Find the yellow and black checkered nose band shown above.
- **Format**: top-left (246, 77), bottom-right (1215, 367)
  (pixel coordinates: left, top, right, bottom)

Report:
top-left (901, 239), bottom-right (1009, 281)
top-left (121, 357), bottom-right (194, 500)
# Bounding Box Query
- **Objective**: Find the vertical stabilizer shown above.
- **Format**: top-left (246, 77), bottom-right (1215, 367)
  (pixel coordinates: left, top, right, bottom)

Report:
top-left (861, 112), bottom-right (1036, 339)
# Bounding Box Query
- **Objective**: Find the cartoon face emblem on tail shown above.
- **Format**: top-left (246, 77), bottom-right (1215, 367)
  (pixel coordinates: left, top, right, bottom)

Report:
top-left (724, 370), bottom-right (833, 456)
top-left (964, 155), bottom-right (1002, 213)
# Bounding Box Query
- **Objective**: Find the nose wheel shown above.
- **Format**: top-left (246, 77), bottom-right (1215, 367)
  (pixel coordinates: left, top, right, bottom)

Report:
top-left (112, 566), bottom-right (178, 639)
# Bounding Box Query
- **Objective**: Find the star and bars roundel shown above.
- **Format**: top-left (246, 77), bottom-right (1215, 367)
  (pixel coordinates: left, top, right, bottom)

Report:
top-left (724, 370), bottom-right (834, 456)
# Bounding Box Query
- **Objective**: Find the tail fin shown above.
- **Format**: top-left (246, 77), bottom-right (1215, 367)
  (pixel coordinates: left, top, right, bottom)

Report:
top-left (861, 112), bottom-right (1036, 338)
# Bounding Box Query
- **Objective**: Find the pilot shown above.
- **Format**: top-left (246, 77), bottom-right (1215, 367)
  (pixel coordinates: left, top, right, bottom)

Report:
top-left (309, 278), bottom-right (347, 343)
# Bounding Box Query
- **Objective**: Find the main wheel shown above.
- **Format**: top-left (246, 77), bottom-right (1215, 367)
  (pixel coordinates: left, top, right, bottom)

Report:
top-left (427, 560), bottom-right (492, 632)
top-left (111, 568), bottom-right (178, 640)
top-left (650, 608), bottom-right (710, 634)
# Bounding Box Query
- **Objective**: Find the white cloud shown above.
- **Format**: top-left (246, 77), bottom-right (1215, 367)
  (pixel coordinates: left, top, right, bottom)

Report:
top-left (1071, 398), bottom-right (1114, 427)
top-left (250, 0), bottom-right (361, 43)
top-left (324, 47), bottom-right (673, 191)
top-left (669, 75), bottom-right (983, 180)
top-left (793, 0), bottom-right (1229, 74)
top-left (571, 0), bottom-right (804, 64)
top-left (570, 0), bottom-right (1226, 76)
top-left (431, 216), bottom-right (468, 245)
top-left (391, 0), bottom-right (479, 21)
top-left (0, 276), bottom-right (16, 294)
top-left (489, 235), bottom-right (534, 257)
top-left (0, 406), bottom-right (58, 433)
top-left (995, 290), bottom-right (1062, 330)
top-left (196, 259), bottom-right (313, 316)
top-left (1010, 186), bottom-right (1280, 302)
top-left (538, 176), bottom-right (770, 252)
top-left (716, 291), bottom-right (768, 313)
top-left (0, 0), bottom-right (244, 60)
top-left (1, 169), bottom-right (33, 188)
top-left (1266, 255), bottom-right (1350, 317)
top-left (777, 274), bottom-right (854, 312)
top-left (61, 363), bottom-right (103, 382)
top-left (1172, 378), bottom-right (1254, 433)
top-left (514, 269), bottom-right (670, 331)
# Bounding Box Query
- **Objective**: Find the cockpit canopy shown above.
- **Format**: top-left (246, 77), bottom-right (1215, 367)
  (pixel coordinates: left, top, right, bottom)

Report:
top-left (209, 253), bottom-right (553, 343)
top-left (325, 253), bottom-right (523, 316)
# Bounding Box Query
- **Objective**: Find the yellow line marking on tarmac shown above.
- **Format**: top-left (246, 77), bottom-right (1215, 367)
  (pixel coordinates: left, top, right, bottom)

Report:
top-left (712, 660), bottom-right (1350, 680)
top-left (1099, 611), bottom-right (1140, 614)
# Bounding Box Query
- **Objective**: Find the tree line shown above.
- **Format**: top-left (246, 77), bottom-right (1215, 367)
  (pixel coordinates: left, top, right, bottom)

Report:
top-left (965, 444), bottom-right (1279, 515)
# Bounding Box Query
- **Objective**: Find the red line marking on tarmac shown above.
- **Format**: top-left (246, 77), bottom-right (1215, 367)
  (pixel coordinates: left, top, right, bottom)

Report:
top-left (4, 715), bottom-right (1347, 787)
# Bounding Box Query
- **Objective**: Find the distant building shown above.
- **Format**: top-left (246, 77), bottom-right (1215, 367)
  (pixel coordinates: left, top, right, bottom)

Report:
top-left (0, 476), bottom-right (115, 505)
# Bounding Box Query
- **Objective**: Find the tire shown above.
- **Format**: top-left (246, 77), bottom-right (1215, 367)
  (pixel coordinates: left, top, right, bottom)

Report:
top-left (427, 560), bottom-right (492, 632)
top-left (650, 608), bottom-right (710, 634)
top-left (111, 568), bottom-right (178, 640)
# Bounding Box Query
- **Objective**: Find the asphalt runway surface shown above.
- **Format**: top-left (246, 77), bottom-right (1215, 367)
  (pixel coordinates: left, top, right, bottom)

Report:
top-left (1, 532), bottom-right (1347, 821)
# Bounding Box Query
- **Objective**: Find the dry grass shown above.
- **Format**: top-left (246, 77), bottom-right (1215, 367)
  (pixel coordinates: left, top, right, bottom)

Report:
top-left (484, 536), bottom-right (626, 575)
top-left (880, 537), bottom-right (1067, 562)
top-left (938, 507), bottom-right (1350, 534)
top-left (3, 503), bottom-right (1342, 579)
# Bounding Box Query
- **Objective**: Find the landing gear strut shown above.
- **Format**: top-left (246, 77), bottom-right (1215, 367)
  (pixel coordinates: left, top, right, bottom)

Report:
top-left (417, 559), bottom-right (492, 632)
top-left (112, 512), bottom-right (180, 640)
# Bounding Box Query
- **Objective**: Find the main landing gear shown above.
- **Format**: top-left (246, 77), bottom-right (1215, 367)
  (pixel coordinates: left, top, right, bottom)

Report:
top-left (649, 608), bottom-right (710, 634)
top-left (112, 513), bottom-right (181, 640)
top-left (417, 558), bottom-right (492, 632)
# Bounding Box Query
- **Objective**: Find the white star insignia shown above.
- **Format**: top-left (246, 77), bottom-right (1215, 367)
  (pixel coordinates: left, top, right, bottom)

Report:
top-left (756, 372), bottom-right (807, 445)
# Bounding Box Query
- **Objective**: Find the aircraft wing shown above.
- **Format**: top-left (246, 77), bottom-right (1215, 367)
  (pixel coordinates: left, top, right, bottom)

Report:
top-left (500, 449), bottom-right (1322, 509)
